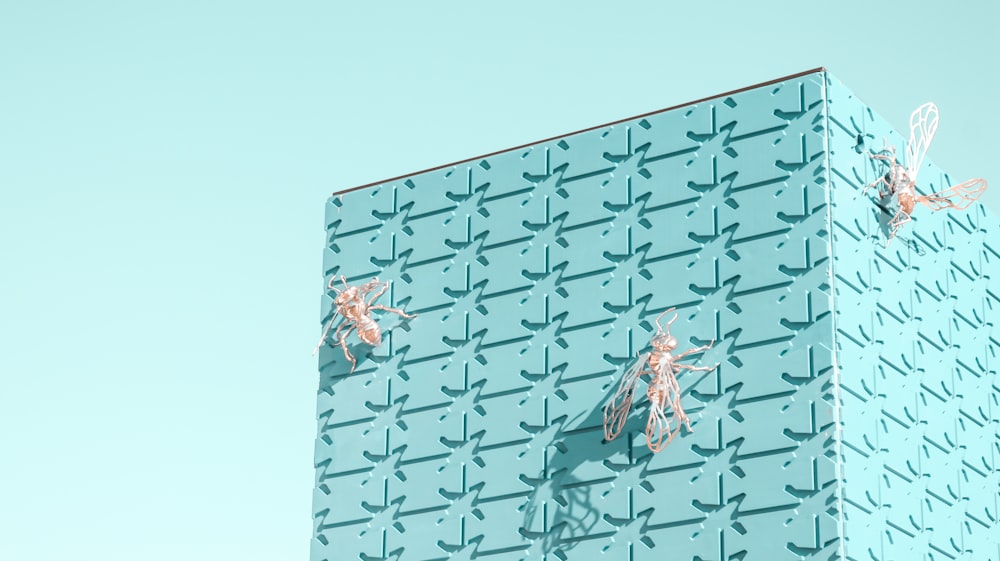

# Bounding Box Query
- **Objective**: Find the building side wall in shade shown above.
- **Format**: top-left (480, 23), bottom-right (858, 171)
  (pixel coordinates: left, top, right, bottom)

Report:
top-left (827, 74), bottom-right (1000, 561)
top-left (312, 71), bottom-right (841, 561)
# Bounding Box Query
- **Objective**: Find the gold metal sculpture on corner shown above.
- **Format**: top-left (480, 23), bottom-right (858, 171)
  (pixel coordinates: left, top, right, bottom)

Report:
top-left (314, 276), bottom-right (416, 373)
top-left (866, 102), bottom-right (987, 241)
top-left (603, 309), bottom-right (717, 453)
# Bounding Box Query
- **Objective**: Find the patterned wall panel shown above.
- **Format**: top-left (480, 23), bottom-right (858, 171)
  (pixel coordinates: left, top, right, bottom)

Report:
top-left (826, 74), bottom-right (1000, 561)
top-left (315, 71), bottom-right (1000, 560)
top-left (313, 70), bottom-right (843, 560)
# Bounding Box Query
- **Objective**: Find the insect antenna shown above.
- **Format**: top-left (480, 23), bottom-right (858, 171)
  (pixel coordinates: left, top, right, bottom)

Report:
top-left (327, 276), bottom-right (341, 292)
top-left (654, 307), bottom-right (678, 335)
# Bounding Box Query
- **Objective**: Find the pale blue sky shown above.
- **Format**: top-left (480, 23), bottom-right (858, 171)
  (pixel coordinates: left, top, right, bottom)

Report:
top-left (1, 1), bottom-right (996, 560)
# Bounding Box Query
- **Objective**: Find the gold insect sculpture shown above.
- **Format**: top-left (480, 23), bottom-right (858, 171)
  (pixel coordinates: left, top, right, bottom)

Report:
top-left (314, 275), bottom-right (416, 373)
top-left (603, 309), bottom-right (717, 453)
top-left (866, 102), bottom-right (987, 241)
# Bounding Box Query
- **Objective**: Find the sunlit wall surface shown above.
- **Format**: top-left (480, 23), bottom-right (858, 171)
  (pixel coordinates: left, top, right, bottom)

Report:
top-left (312, 70), bottom-right (998, 560)
top-left (826, 74), bottom-right (1000, 561)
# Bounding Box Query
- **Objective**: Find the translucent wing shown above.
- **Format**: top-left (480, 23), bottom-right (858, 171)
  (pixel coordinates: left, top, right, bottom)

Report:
top-left (603, 354), bottom-right (649, 442)
top-left (645, 392), bottom-right (671, 453)
top-left (905, 102), bottom-right (940, 182)
top-left (644, 368), bottom-right (689, 453)
top-left (916, 178), bottom-right (988, 211)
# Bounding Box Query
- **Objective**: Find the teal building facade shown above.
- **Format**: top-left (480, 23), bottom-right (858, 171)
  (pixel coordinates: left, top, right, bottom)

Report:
top-left (313, 69), bottom-right (999, 560)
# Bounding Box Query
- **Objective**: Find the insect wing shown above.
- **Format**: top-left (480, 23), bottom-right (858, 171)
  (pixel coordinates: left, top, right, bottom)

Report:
top-left (644, 369), bottom-right (681, 453)
top-left (917, 178), bottom-right (988, 211)
top-left (603, 356), bottom-right (649, 442)
top-left (905, 102), bottom-right (940, 182)
top-left (645, 394), bottom-right (671, 453)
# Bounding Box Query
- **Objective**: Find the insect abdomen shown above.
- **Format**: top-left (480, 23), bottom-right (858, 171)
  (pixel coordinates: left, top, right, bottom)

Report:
top-left (356, 316), bottom-right (383, 346)
top-left (897, 190), bottom-right (916, 214)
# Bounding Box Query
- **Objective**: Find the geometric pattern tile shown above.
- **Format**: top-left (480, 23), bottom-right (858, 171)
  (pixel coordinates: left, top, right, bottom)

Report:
top-left (313, 69), bottom-right (998, 560)
top-left (826, 74), bottom-right (1000, 561)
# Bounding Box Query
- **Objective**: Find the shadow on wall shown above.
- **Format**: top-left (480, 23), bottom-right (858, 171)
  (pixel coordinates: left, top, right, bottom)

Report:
top-left (518, 326), bottom-right (723, 558)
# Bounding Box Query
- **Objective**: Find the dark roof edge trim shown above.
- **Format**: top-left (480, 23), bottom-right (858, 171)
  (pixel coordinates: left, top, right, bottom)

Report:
top-left (333, 66), bottom-right (827, 197)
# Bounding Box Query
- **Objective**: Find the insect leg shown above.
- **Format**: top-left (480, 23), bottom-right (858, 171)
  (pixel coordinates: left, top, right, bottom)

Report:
top-left (332, 318), bottom-right (351, 341)
top-left (361, 280), bottom-right (416, 318)
top-left (369, 304), bottom-right (417, 319)
top-left (868, 149), bottom-right (897, 166)
top-left (364, 279), bottom-right (390, 306)
top-left (676, 363), bottom-right (717, 372)
top-left (865, 146), bottom-right (897, 197)
top-left (888, 210), bottom-right (911, 241)
top-left (864, 173), bottom-right (893, 198)
top-left (336, 326), bottom-right (358, 373)
top-left (673, 341), bottom-right (714, 360)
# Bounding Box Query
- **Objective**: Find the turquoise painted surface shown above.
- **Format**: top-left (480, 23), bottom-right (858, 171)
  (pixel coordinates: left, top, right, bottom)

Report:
top-left (313, 71), bottom-right (999, 560)
top-left (314, 71), bottom-right (840, 560)
top-left (827, 75), bottom-right (1000, 561)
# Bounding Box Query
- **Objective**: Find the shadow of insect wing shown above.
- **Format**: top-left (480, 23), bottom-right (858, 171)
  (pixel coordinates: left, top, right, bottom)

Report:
top-left (917, 178), bottom-right (988, 211)
top-left (603, 356), bottom-right (649, 442)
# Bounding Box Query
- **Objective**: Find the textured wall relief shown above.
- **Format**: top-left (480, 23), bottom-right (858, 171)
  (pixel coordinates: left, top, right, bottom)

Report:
top-left (313, 70), bottom-right (998, 561)
top-left (827, 74), bottom-right (999, 561)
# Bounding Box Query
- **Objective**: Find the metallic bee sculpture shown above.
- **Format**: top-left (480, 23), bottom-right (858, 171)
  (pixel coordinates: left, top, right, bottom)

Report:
top-left (866, 102), bottom-right (987, 241)
top-left (314, 275), bottom-right (416, 373)
top-left (603, 309), bottom-right (717, 453)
